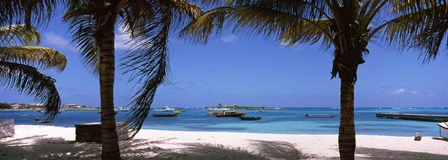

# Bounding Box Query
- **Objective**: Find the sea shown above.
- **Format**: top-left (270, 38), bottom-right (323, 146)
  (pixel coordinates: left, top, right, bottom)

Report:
top-left (1, 107), bottom-right (447, 137)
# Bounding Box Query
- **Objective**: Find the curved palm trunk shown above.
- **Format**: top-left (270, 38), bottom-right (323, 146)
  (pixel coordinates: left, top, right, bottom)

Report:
top-left (339, 77), bottom-right (356, 160)
top-left (99, 22), bottom-right (121, 160)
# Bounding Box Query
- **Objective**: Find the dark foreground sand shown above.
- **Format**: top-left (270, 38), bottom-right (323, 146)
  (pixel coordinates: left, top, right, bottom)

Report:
top-left (1, 125), bottom-right (448, 159)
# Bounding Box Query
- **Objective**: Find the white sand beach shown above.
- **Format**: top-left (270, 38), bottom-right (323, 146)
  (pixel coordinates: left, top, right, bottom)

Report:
top-left (1, 125), bottom-right (448, 159)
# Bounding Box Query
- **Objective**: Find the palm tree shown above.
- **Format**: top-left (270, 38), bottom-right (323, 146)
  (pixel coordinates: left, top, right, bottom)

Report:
top-left (0, 24), bottom-right (66, 119)
top-left (63, 1), bottom-right (202, 159)
top-left (180, 1), bottom-right (440, 159)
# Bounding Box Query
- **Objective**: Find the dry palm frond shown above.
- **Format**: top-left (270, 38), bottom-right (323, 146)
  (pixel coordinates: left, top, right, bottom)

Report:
top-left (0, 25), bottom-right (41, 46)
top-left (0, 46), bottom-right (66, 72)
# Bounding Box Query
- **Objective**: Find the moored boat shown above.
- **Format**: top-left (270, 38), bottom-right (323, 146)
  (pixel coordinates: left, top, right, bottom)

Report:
top-left (172, 109), bottom-right (186, 114)
top-left (305, 114), bottom-right (336, 118)
top-left (208, 112), bottom-right (221, 116)
top-left (172, 110), bottom-right (182, 114)
top-left (240, 116), bottom-right (262, 120)
top-left (153, 106), bottom-right (175, 112)
top-left (438, 122), bottom-right (448, 138)
top-left (152, 113), bottom-right (178, 117)
top-left (214, 111), bottom-right (246, 117)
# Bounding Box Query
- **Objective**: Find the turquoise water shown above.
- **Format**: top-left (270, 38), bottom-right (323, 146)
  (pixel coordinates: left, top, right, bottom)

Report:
top-left (1, 108), bottom-right (447, 136)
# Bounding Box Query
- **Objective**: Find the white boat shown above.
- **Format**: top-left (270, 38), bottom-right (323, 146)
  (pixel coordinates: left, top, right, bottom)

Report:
top-left (438, 122), bottom-right (448, 138)
top-left (207, 107), bottom-right (231, 111)
top-left (153, 106), bottom-right (175, 112)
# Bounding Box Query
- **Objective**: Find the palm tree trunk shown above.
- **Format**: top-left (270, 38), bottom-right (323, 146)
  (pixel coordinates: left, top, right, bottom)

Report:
top-left (338, 77), bottom-right (356, 160)
top-left (99, 22), bottom-right (121, 160)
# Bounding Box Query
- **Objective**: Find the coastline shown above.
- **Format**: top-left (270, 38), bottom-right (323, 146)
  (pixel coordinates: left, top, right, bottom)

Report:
top-left (1, 125), bottom-right (447, 159)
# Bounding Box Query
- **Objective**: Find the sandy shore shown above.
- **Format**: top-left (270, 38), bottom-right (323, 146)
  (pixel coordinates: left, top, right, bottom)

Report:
top-left (1, 125), bottom-right (448, 159)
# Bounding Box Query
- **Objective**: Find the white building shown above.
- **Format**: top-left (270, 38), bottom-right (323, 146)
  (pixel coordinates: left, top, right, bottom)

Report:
top-left (62, 104), bottom-right (82, 108)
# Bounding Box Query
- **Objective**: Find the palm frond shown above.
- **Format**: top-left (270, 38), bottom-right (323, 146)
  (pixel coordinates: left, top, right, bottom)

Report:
top-left (123, 12), bottom-right (170, 139)
top-left (0, 61), bottom-right (61, 120)
top-left (384, 1), bottom-right (448, 61)
top-left (0, 46), bottom-right (66, 72)
top-left (63, 1), bottom-right (99, 74)
top-left (122, 0), bottom-right (202, 138)
top-left (180, 1), bottom-right (329, 45)
top-left (0, 25), bottom-right (41, 46)
top-left (280, 18), bottom-right (333, 48)
top-left (179, 7), bottom-right (230, 44)
top-left (0, 0), bottom-right (63, 29)
top-left (167, 0), bottom-right (203, 30)
top-left (409, 2), bottom-right (448, 60)
top-left (119, 0), bottom-right (156, 39)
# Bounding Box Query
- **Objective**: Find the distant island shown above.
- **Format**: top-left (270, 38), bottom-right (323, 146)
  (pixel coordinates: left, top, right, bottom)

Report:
top-left (0, 103), bottom-right (98, 111)
top-left (204, 104), bottom-right (282, 110)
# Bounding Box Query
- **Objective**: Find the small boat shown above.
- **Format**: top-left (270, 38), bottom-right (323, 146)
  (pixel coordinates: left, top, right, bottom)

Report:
top-left (208, 112), bottom-right (221, 116)
top-left (215, 111), bottom-right (246, 117)
top-left (305, 114), bottom-right (336, 118)
top-left (240, 116), bottom-right (262, 120)
top-left (438, 122), bottom-right (448, 138)
top-left (172, 110), bottom-right (182, 114)
top-left (172, 109), bottom-right (186, 114)
top-left (152, 113), bottom-right (178, 117)
top-left (207, 107), bottom-right (231, 111)
top-left (153, 106), bottom-right (175, 112)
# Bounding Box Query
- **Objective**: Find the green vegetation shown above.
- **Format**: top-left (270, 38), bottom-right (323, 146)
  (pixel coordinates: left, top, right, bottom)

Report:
top-left (0, 103), bottom-right (11, 109)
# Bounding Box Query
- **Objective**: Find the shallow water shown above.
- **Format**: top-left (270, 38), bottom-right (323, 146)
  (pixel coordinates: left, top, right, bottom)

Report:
top-left (1, 107), bottom-right (447, 136)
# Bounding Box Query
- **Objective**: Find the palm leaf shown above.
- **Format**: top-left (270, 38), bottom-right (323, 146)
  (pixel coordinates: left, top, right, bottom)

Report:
top-left (0, 0), bottom-right (62, 29)
top-left (280, 18), bottom-right (333, 48)
top-left (0, 46), bottom-right (66, 72)
top-left (122, 0), bottom-right (202, 138)
top-left (180, 1), bottom-right (330, 45)
top-left (0, 61), bottom-right (61, 120)
top-left (384, 1), bottom-right (448, 61)
top-left (63, 1), bottom-right (99, 74)
top-left (0, 25), bottom-right (41, 46)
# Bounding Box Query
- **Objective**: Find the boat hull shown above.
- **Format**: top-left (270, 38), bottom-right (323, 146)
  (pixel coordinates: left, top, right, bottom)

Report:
top-left (438, 122), bottom-right (448, 133)
top-left (305, 114), bottom-right (336, 118)
top-left (214, 112), bottom-right (246, 117)
top-left (152, 114), bottom-right (178, 117)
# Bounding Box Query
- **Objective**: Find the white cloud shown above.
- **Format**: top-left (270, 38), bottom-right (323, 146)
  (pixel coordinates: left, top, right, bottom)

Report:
top-left (390, 88), bottom-right (406, 95)
top-left (115, 27), bottom-right (133, 50)
top-left (220, 34), bottom-right (237, 43)
top-left (410, 91), bottom-right (418, 94)
top-left (42, 32), bottom-right (70, 48)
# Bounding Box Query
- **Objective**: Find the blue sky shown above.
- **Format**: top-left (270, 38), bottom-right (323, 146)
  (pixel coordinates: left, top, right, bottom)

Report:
top-left (1, 12), bottom-right (448, 108)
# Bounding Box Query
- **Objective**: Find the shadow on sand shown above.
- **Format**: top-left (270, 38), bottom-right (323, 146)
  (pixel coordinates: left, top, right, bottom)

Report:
top-left (321, 147), bottom-right (448, 160)
top-left (0, 136), bottom-right (310, 160)
top-left (2, 136), bottom-right (448, 160)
